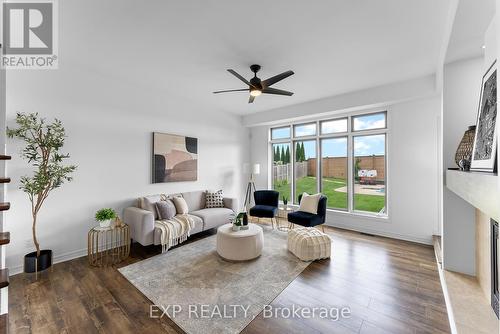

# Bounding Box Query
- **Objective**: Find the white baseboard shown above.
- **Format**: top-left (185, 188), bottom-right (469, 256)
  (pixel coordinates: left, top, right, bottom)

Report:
top-left (9, 247), bottom-right (88, 276)
top-left (325, 222), bottom-right (433, 245)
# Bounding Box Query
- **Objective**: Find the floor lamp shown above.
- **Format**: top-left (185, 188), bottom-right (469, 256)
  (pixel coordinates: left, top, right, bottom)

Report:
top-left (243, 163), bottom-right (260, 211)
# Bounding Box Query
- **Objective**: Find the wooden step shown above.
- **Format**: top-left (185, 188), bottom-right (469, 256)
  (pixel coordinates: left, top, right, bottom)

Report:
top-left (0, 178), bottom-right (10, 184)
top-left (0, 313), bottom-right (7, 333)
top-left (0, 155), bottom-right (10, 161)
top-left (0, 203), bottom-right (9, 211)
top-left (0, 233), bottom-right (10, 246)
top-left (0, 269), bottom-right (9, 289)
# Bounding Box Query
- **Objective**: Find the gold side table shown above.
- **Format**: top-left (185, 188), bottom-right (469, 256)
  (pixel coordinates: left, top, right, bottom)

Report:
top-left (88, 224), bottom-right (130, 267)
top-left (277, 206), bottom-right (295, 232)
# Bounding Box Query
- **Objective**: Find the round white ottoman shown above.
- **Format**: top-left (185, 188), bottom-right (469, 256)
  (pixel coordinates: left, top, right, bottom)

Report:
top-left (216, 224), bottom-right (263, 261)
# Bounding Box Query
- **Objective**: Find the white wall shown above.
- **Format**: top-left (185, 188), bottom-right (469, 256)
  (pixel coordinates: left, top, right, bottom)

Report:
top-left (5, 64), bottom-right (249, 274)
top-left (442, 57), bottom-right (483, 275)
top-left (250, 95), bottom-right (441, 244)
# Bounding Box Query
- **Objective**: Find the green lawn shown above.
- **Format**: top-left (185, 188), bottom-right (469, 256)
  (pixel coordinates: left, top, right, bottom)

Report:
top-left (273, 176), bottom-right (385, 213)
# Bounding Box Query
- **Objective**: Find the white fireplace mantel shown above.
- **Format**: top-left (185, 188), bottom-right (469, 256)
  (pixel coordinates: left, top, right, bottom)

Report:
top-left (446, 169), bottom-right (499, 222)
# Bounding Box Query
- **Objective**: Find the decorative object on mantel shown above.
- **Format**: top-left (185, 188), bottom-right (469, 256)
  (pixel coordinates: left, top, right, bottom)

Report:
top-left (152, 132), bottom-right (198, 183)
top-left (471, 60), bottom-right (497, 172)
top-left (458, 158), bottom-right (471, 171)
top-left (7, 113), bottom-right (77, 275)
top-left (455, 125), bottom-right (476, 170)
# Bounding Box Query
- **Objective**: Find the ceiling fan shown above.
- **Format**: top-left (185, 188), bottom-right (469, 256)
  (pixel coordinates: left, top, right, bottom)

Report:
top-left (213, 64), bottom-right (294, 103)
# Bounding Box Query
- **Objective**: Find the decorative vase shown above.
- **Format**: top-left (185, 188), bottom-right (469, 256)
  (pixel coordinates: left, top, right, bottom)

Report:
top-left (24, 249), bottom-right (52, 273)
top-left (232, 224), bottom-right (240, 231)
top-left (99, 219), bottom-right (112, 228)
top-left (242, 213), bottom-right (248, 226)
top-left (455, 125), bottom-right (476, 168)
top-left (459, 159), bottom-right (471, 171)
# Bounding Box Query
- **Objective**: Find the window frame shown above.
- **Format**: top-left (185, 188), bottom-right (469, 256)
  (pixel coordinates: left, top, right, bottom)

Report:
top-left (293, 122), bottom-right (317, 138)
top-left (320, 117), bottom-right (348, 135)
top-left (351, 111), bottom-right (387, 132)
top-left (269, 111), bottom-right (388, 218)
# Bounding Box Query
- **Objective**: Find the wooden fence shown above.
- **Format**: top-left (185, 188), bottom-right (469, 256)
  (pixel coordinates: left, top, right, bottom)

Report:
top-left (274, 155), bottom-right (385, 182)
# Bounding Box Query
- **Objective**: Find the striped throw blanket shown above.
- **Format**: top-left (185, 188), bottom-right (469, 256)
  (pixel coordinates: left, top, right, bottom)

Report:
top-left (155, 214), bottom-right (195, 253)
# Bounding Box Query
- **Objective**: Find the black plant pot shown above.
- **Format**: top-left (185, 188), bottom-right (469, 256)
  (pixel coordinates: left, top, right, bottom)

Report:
top-left (24, 249), bottom-right (52, 273)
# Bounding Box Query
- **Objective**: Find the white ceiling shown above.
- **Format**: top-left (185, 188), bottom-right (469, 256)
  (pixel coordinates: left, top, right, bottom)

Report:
top-left (63, 0), bottom-right (453, 114)
top-left (445, 0), bottom-right (495, 64)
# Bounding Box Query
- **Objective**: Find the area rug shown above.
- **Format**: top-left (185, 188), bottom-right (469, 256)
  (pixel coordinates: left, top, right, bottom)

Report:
top-left (119, 227), bottom-right (310, 334)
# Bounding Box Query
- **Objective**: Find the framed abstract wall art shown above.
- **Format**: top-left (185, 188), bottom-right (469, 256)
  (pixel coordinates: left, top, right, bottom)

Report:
top-left (152, 132), bottom-right (198, 183)
top-left (471, 60), bottom-right (497, 172)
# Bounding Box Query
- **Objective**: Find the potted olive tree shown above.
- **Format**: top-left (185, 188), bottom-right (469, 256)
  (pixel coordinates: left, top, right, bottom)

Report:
top-left (7, 113), bottom-right (77, 273)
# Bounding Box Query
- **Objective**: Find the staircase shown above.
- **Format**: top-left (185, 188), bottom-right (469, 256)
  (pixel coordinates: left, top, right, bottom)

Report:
top-left (0, 154), bottom-right (10, 332)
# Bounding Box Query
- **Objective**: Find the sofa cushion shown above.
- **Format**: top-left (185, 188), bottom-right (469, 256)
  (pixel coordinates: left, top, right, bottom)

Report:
top-left (155, 199), bottom-right (176, 220)
top-left (190, 208), bottom-right (233, 231)
top-left (249, 205), bottom-right (278, 218)
top-left (172, 196), bottom-right (189, 214)
top-left (288, 211), bottom-right (323, 227)
top-left (139, 194), bottom-right (163, 219)
top-left (180, 191), bottom-right (206, 212)
top-left (205, 190), bottom-right (224, 208)
top-left (153, 214), bottom-right (203, 245)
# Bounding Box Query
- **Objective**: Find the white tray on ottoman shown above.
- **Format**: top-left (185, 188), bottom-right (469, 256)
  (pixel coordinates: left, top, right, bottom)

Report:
top-left (216, 223), bottom-right (264, 261)
top-left (288, 227), bottom-right (331, 261)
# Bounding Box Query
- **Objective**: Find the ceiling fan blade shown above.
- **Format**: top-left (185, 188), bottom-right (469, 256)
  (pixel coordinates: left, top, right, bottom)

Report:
top-left (248, 95), bottom-right (255, 103)
top-left (213, 88), bottom-right (249, 94)
top-left (227, 69), bottom-right (254, 88)
top-left (262, 70), bottom-right (294, 87)
top-left (262, 87), bottom-right (294, 96)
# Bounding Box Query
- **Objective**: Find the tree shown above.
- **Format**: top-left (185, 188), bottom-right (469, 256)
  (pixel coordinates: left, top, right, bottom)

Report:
top-left (284, 146), bottom-right (290, 164)
top-left (7, 113), bottom-right (77, 257)
top-left (354, 157), bottom-right (362, 181)
top-left (274, 146), bottom-right (279, 162)
top-left (280, 146), bottom-right (285, 163)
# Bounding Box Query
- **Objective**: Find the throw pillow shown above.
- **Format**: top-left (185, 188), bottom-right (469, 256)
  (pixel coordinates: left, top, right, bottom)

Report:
top-left (172, 196), bottom-right (189, 214)
top-left (205, 190), bottom-right (224, 208)
top-left (155, 199), bottom-right (176, 220)
top-left (299, 192), bottom-right (321, 214)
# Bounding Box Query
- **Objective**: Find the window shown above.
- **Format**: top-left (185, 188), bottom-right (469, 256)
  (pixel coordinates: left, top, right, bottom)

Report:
top-left (321, 118), bottom-right (347, 134)
top-left (272, 143), bottom-right (291, 202)
top-left (353, 135), bottom-right (386, 214)
top-left (352, 112), bottom-right (386, 131)
top-left (294, 123), bottom-right (317, 137)
top-left (270, 111), bottom-right (387, 217)
top-left (271, 126), bottom-right (291, 140)
top-left (294, 140), bottom-right (317, 203)
top-left (321, 138), bottom-right (348, 210)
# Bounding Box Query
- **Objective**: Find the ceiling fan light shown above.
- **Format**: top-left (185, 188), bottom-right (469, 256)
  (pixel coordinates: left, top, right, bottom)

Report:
top-left (250, 89), bottom-right (262, 97)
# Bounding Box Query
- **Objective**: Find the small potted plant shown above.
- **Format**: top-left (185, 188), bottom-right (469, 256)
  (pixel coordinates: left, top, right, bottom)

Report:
top-left (282, 195), bottom-right (289, 209)
top-left (95, 208), bottom-right (117, 228)
top-left (233, 214), bottom-right (242, 231)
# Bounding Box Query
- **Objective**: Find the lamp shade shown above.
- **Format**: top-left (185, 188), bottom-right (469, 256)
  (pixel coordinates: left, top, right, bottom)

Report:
top-left (252, 164), bottom-right (260, 175)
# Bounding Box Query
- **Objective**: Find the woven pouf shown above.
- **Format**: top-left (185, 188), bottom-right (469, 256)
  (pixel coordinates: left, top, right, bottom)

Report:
top-left (288, 227), bottom-right (331, 261)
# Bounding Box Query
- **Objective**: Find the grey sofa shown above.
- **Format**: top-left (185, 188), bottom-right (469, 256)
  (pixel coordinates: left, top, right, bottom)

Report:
top-left (124, 190), bottom-right (237, 246)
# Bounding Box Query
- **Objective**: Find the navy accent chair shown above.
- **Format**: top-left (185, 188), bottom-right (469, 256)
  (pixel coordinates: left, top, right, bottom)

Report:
top-left (288, 194), bottom-right (327, 232)
top-left (249, 190), bottom-right (279, 229)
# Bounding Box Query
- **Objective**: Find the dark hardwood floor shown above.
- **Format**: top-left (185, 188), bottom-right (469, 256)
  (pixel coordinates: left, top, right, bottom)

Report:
top-left (9, 226), bottom-right (450, 334)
